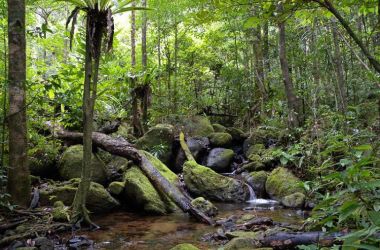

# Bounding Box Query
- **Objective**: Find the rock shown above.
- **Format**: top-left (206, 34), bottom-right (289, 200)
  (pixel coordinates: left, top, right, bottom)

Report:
top-left (14, 248), bottom-right (37, 250)
top-left (28, 141), bottom-right (58, 178)
top-left (40, 179), bottom-right (119, 213)
top-left (183, 161), bottom-right (249, 202)
top-left (191, 197), bottom-right (218, 217)
top-left (242, 144), bottom-right (278, 172)
top-left (282, 192), bottom-right (305, 208)
top-left (136, 124), bottom-right (174, 165)
top-left (265, 167), bottom-right (304, 204)
top-left (212, 123), bottom-right (226, 133)
top-left (236, 214), bottom-right (256, 224)
top-left (170, 243), bottom-right (200, 250)
top-left (113, 122), bottom-right (136, 143)
top-left (105, 156), bottom-right (130, 182)
top-left (225, 127), bottom-right (246, 142)
top-left (34, 237), bottom-right (54, 250)
top-left (108, 181), bottom-right (125, 196)
top-left (243, 127), bottom-right (287, 155)
top-left (206, 148), bottom-right (234, 172)
top-left (180, 116), bottom-right (214, 137)
top-left (209, 132), bottom-right (233, 147)
top-left (58, 145), bottom-right (107, 184)
top-left (123, 151), bottom-right (178, 214)
top-left (52, 201), bottom-right (69, 222)
top-left (243, 171), bottom-right (268, 198)
top-left (222, 235), bottom-right (263, 250)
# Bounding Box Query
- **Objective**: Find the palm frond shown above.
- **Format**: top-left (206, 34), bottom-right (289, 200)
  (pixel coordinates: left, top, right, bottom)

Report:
top-left (66, 7), bottom-right (81, 50)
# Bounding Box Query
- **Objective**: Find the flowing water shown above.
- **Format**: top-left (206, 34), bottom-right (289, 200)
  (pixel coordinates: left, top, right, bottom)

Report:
top-left (67, 202), bottom-right (306, 250)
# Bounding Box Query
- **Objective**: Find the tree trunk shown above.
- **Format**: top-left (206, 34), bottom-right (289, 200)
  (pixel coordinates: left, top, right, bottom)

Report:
top-left (71, 13), bottom-right (103, 225)
top-left (278, 7), bottom-right (303, 127)
top-left (252, 25), bottom-right (267, 101)
top-left (131, 4), bottom-right (136, 69)
top-left (141, 0), bottom-right (147, 70)
top-left (173, 20), bottom-right (178, 113)
top-left (331, 20), bottom-right (347, 113)
top-left (7, 0), bottom-right (30, 207)
top-left (50, 127), bottom-right (214, 225)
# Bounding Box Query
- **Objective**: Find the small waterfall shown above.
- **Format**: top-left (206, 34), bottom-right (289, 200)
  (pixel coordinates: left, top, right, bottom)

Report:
top-left (246, 184), bottom-right (257, 201)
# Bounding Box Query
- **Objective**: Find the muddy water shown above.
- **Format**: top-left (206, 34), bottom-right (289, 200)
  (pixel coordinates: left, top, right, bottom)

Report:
top-left (75, 203), bottom-right (306, 250)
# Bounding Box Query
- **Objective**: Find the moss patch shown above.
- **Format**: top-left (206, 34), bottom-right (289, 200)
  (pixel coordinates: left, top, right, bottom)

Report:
top-left (209, 132), bottom-right (233, 147)
top-left (265, 167), bottom-right (304, 201)
top-left (170, 243), bottom-right (200, 250)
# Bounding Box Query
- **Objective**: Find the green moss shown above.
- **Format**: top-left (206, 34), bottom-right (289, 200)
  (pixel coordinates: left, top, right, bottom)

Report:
top-left (209, 132), bottom-right (233, 147)
top-left (249, 171), bottom-right (268, 197)
top-left (212, 123), bottom-right (226, 133)
top-left (225, 127), bottom-right (246, 141)
top-left (113, 123), bottom-right (136, 143)
top-left (140, 150), bottom-right (178, 183)
top-left (265, 167), bottom-right (304, 200)
top-left (182, 116), bottom-right (214, 137)
top-left (225, 231), bottom-right (264, 240)
top-left (282, 192), bottom-right (305, 208)
top-left (191, 197), bottom-right (218, 217)
top-left (135, 124), bottom-right (174, 164)
top-left (246, 144), bottom-right (265, 158)
top-left (52, 204), bottom-right (69, 222)
top-left (170, 243), bottom-right (200, 250)
top-left (108, 181), bottom-right (125, 196)
top-left (183, 161), bottom-right (248, 202)
top-left (58, 145), bottom-right (107, 184)
top-left (40, 179), bottom-right (119, 213)
top-left (124, 166), bottom-right (175, 214)
top-left (28, 140), bottom-right (59, 177)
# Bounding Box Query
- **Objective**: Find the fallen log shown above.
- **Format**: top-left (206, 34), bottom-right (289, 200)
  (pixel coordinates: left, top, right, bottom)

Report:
top-left (179, 132), bottom-right (195, 161)
top-left (51, 125), bottom-right (215, 225)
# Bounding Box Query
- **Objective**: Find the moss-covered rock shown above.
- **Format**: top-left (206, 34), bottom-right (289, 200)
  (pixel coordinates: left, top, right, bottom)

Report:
top-left (243, 127), bottom-right (285, 155)
top-left (225, 127), bottom-right (247, 142)
top-left (191, 197), bottom-right (218, 217)
top-left (206, 148), bottom-right (235, 172)
top-left (242, 144), bottom-right (278, 172)
top-left (113, 122), bottom-right (137, 143)
top-left (52, 201), bottom-right (69, 222)
top-left (265, 167), bottom-right (304, 204)
top-left (225, 230), bottom-right (264, 240)
top-left (29, 141), bottom-right (59, 178)
top-left (105, 156), bottom-right (130, 182)
top-left (108, 181), bottom-right (125, 196)
top-left (212, 123), bottom-right (226, 133)
top-left (243, 171), bottom-right (268, 198)
top-left (58, 145), bottom-right (107, 184)
top-left (282, 192), bottom-right (305, 208)
top-left (180, 116), bottom-right (214, 137)
top-left (170, 243), bottom-right (200, 250)
top-left (183, 161), bottom-right (248, 202)
top-left (209, 132), bottom-right (233, 147)
top-left (135, 124), bottom-right (174, 165)
top-left (40, 179), bottom-right (119, 213)
top-left (123, 151), bottom-right (177, 214)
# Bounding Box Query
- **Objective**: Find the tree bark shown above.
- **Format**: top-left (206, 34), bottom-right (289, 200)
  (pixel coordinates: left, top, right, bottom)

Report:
top-left (131, 3), bottom-right (136, 69)
top-left (278, 6), bottom-right (303, 127)
top-left (51, 127), bottom-right (214, 225)
top-left (141, 0), bottom-right (147, 70)
top-left (7, 0), bottom-right (31, 207)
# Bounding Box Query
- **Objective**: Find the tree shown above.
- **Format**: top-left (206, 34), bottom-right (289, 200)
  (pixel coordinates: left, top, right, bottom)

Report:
top-left (7, 0), bottom-right (30, 207)
top-left (63, 0), bottom-right (140, 226)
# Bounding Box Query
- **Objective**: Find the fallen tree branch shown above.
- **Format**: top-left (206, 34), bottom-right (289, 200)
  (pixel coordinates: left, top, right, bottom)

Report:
top-left (179, 132), bottom-right (195, 161)
top-left (49, 124), bottom-right (214, 225)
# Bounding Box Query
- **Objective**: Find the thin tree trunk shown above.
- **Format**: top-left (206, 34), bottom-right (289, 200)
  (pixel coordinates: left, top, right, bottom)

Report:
top-left (71, 14), bottom-right (103, 225)
top-left (1, 2), bottom-right (8, 169)
top-left (252, 25), bottom-right (267, 101)
top-left (141, 0), bottom-right (147, 70)
top-left (131, 5), bottom-right (136, 69)
top-left (7, 0), bottom-right (30, 207)
top-left (331, 21), bottom-right (347, 113)
top-left (173, 20), bottom-right (178, 113)
top-left (278, 5), bottom-right (303, 127)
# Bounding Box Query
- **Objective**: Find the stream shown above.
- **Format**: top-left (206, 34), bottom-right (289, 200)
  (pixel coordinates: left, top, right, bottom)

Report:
top-left (66, 202), bottom-right (306, 249)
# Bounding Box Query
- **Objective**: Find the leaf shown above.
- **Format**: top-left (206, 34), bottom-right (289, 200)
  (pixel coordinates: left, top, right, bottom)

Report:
top-left (368, 211), bottom-right (380, 227)
top-left (48, 89), bottom-right (55, 100)
top-left (244, 16), bottom-right (261, 29)
top-left (338, 201), bottom-right (360, 223)
top-left (353, 145), bottom-right (373, 152)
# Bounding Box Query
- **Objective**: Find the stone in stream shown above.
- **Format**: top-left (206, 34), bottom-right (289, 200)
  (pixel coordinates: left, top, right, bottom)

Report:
top-left (242, 171), bottom-right (269, 198)
top-left (123, 150), bottom-right (178, 214)
top-left (208, 132), bottom-right (233, 147)
top-left (191, 197), bottom-right (218, 217)
top-left (135, 124), bottom-right (175, 165)
top-left (183, 161), bottom-right (249, 202)
top-left (39, 179), bottom-right (119, 213)
top-left (265, 167), bottom-right (305, 208)
top-left (206, 148), bottom-right (235, 172)
top-left (58, 145), bottom-right (107, 184)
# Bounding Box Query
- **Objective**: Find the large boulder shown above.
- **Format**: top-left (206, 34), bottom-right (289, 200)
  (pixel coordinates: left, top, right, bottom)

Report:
top-left (123, 151), bottom-right (178, 214)
top-left (265, 167), bottom-right (305, 208)
top-left (212, 123), bottom-right (226, 133)
top-left (183, 161), bottom-right (249, 202)
top-left (40, 179), bottom-right (119, 213)
top-left (209, 132), bottom-right (233, 147)
top-left (240, 144), bottom-right (278, 172)
top-left (225, 127), bottom-right (247, 142)
top-left (58, 145), bottom-right (107, 184)
top-left (180, 116), bottom-right (214, 137)
top-left (206, 148), bottom-right (235, 172)
top-left (105, 156), bottom-right (130, 182)
top-left (135, 124), bottom-right (174, 165)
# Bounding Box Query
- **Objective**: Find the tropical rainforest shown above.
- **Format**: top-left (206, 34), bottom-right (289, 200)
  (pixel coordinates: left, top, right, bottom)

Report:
top-left (0, 0), bottom-right (379, 249)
